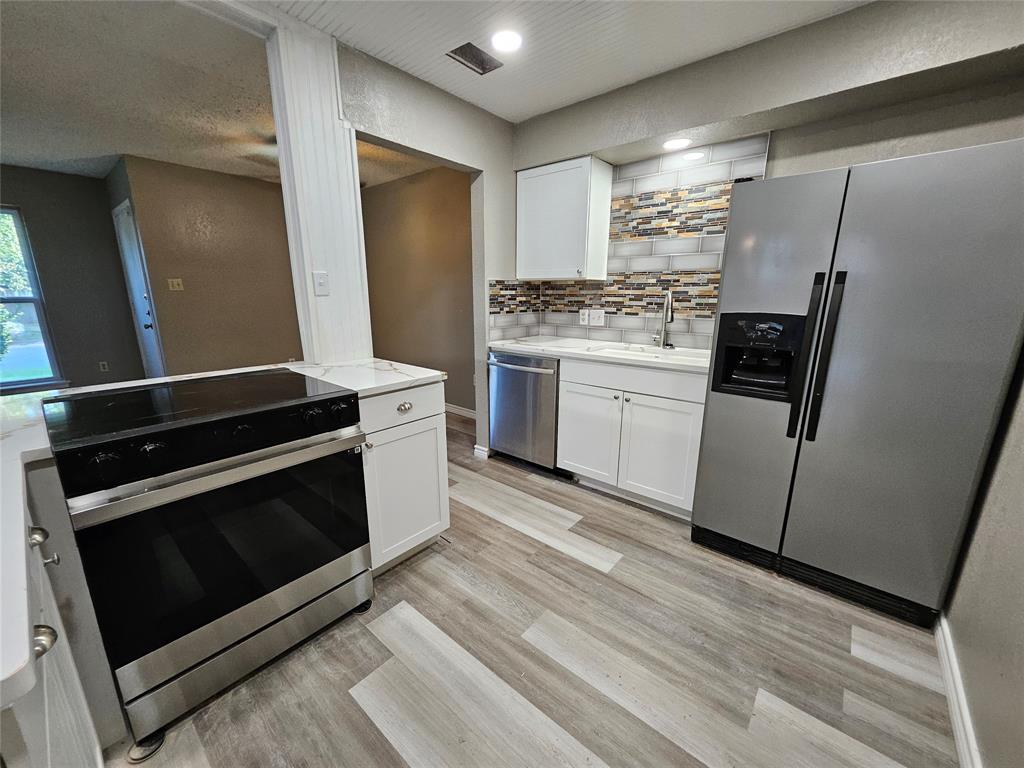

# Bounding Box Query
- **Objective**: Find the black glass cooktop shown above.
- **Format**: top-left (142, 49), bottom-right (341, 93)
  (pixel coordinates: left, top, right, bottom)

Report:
top-left (42, 369), bottom-right (353, 450)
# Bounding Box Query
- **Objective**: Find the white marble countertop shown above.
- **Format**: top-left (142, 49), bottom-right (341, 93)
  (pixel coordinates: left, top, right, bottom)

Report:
top-left (0, 357), bottom-right (443, 703)
top-left (489, 336), bottom-right (711, 375)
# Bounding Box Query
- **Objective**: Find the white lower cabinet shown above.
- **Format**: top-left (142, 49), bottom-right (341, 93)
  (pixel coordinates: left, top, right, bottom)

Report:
top-left (363, 413), bottom-right (450, 570)
top-left (618, 393), bottom-right (704, 510)
top-left (556, 381), bottom-right (623, 484)
top-left (557, 375), bottom-right (705, 513)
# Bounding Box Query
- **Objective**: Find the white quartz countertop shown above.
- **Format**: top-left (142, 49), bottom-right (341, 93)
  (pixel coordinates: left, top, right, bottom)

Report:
top-left (0, 357), bottom-right (443, 703)
top-left (489, 336), bottom-right (711, 375)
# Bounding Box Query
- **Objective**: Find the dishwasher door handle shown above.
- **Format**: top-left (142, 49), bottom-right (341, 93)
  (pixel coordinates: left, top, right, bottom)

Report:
top-left (488, 361), bottom-right (556, 375)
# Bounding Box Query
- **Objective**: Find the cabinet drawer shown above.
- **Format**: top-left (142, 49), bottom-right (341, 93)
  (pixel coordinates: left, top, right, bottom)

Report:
top-left (360, 382), bottom-right (445, 434)
top-left (561, 359), bottom-right (707, 403)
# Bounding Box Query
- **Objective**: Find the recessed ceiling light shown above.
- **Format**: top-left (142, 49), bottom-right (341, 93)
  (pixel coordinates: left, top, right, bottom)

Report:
top-left (491, 30), bottom-right (522, 53)
top-left (682, 151), bottom-right (704, 160)
top-left (662, 138), bottom-right (692, 150)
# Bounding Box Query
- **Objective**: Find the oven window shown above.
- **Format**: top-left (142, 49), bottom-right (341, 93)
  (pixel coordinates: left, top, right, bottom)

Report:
top-left (76, 449), bottom-right (367, 670)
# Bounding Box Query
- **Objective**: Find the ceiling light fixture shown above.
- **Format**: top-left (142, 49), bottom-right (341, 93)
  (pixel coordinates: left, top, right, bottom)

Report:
top-left (682, 151), bottom-right (704, 160)
top-left (491, 30), bottom-right (522, 52)
top-left (662, 138), bottom-right (693, 150)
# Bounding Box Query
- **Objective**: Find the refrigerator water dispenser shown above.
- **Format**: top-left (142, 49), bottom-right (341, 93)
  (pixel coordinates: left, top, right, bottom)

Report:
top-left (711, 313), bottom-right (807, 402)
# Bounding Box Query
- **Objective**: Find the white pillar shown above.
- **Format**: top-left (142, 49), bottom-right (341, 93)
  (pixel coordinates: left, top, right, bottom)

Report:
top-left (265, 19), bottom-right (372, 363)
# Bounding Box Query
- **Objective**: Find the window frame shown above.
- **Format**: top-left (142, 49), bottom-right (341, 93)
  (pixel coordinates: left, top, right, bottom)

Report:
top-left (1, 205), bottom-right (65, 393)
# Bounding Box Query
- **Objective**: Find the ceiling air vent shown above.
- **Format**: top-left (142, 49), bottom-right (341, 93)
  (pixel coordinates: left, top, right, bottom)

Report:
top-left (446, 42), bottom-right (503, 75)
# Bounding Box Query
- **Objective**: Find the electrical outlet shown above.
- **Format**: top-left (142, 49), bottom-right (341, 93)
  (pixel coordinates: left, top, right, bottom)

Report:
top-left (590, 309), bottom-right (606, 326)
top-left (579, 309), bottom-right (590, 326)
top-left (98, 361), bottom-right (109, 372)
top-left (167, 278), bottom-right (184, 291)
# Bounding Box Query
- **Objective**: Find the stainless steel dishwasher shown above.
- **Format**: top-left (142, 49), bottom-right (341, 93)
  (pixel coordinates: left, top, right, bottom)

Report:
top-left (488, 351), bottom-right (559, 468)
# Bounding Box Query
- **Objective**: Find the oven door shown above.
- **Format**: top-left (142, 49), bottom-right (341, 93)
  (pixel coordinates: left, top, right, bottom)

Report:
top-left (71, 432), bottom-right (369, 703)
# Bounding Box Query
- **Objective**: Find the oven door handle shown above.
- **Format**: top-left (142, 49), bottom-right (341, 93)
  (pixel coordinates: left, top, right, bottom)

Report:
top-left (69, 431), bottom-right (366, 531)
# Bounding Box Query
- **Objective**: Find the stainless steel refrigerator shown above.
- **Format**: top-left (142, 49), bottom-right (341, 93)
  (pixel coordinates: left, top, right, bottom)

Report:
top-left (692, 139), bottom-right (1024, 626)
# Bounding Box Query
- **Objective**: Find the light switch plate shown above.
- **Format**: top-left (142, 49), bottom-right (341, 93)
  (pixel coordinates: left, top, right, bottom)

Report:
top-left (312, 270), bottom-right (330, 297)
top-left (578, 309), bottom-right (590, 326)
top-left (590, 309), bottom-right (606, 326)
top-left (167, 278), bottom-right (184, 291)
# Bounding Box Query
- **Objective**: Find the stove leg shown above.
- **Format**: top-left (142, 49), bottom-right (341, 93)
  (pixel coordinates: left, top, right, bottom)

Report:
top-left (352, 599), bottom-right (372, 615)
top-left (126, 731), bottom-right (165, 763)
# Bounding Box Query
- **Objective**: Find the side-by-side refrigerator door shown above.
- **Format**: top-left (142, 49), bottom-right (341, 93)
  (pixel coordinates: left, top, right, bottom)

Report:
top-left (781, 139), bottom-right (1024, 609)
top-left (692, 169), bottom-right (849, 552)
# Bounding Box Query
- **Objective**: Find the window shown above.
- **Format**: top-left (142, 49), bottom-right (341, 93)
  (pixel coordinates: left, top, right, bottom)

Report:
top-left (1, 207), bottom-right (62, 391)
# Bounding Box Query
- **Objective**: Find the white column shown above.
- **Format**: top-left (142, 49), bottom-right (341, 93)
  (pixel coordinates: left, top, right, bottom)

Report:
top-left (265, 19), bottom-right (372, 363)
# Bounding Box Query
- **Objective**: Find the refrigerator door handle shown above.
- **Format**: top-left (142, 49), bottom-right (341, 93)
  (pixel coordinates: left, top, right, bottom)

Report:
top-left (787, 272), bottom-right (827, 438)
top-left (804, 271), bottom-right (848, 441)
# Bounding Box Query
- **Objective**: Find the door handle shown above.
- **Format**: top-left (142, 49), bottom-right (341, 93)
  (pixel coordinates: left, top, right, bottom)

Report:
top-left (787, 272), bottom-right (826, 438)
top-left (487, 362), bottom-right (555, 375)
top-left (805, 271), bottom-right (847, 441)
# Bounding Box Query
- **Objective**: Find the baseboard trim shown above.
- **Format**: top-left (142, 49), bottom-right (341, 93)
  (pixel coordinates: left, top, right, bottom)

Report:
top-left (935, 615), bottom-right (982, 768)
top-left (445, 403), bottom-right (476, 419)
top-left (472, 444), bottom-right (490, 459)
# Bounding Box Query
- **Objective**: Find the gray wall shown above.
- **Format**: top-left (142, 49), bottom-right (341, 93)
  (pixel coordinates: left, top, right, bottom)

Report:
top-left (947, 372), bottom-right (1024, 767)
top-left (512, 2), bottom-right (1024, 170)
top-left (362, 167), bottom-right (475, 410)
top-left (1, 164), bottom-right (144, 385)
top-left (766, 75), bottom-right (1024, 177)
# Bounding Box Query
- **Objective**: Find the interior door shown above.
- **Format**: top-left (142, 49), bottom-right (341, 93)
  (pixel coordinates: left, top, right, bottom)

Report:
top-left (692, 169), bottom-right (849, 550)
top-left (112, 200), bottom-right (165, 378)
top-left (782, 139), bottom-right (1024, 608)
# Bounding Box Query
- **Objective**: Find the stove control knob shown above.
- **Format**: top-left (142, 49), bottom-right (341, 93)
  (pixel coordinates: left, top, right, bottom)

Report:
top-left (138, 441), bottom-right (169, 471)
top-left (232, 424), bottom-right (256, 445)
top-left (330, 401), bottom-right (350, 422)
top-left (301, 406), bottom-right (325, 427)
top-left (88, 452), bottom-right (123, 484)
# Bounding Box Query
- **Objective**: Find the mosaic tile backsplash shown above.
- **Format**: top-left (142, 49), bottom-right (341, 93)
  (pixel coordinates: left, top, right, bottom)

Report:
top-left (491, 134), bottom-right (768, 348)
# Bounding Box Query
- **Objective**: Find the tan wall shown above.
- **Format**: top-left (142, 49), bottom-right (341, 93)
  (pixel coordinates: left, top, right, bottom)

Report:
top-left (946, 370), bottom-right (1024, 768)
top-left (124, 156), bottom-right (302, 374)
top-left (766, 75), bottom-right (1024, 177)
top-left (361, 167), bottom-right (474, 410)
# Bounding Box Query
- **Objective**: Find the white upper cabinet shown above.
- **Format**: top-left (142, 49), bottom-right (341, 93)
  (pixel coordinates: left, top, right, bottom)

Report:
top-left (516, 156), bottom-right (613, 280)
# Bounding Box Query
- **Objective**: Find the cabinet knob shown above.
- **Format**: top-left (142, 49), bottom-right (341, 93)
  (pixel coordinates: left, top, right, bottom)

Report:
top-left (42, 552), bottom-right (61, 567)
top-left (576, 267), bottom-right (583, 276)
top-left (613, 394), bottom-right (620, 400)
top-left (397, 401), bottom-right (413, 414)
top-left (624, 397), bottom-right (631, 403)
top-left (32, 625), bottom-right (57, 659)
top-left (364, 442), bottom-right (374, 450)
top-left (28, 526), bottom-right (49, 547)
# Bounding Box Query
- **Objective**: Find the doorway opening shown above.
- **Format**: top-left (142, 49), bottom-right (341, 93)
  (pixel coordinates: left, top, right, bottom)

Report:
top-left (356, 137), bottom-right (476, 437)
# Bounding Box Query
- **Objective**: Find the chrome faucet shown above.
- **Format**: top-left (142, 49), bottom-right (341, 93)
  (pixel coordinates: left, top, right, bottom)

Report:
top-left (653, 289), bottom-right (675, 349)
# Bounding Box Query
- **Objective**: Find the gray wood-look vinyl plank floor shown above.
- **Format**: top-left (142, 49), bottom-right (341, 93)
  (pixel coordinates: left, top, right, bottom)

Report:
top-left (104, 421), bottom-right (957, 768)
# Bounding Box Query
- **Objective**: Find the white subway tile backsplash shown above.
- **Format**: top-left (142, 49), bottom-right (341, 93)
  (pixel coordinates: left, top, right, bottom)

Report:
top-left (517, 312), bottom-right (539, 325)
top-left (587, 328), bottom-right (623, 343)
top-left (666, 318), bottom-right (691, 334)
top-left (690, 317), bottom-right (717, 335)
top-left (607, 315), bottom-right (647, 330)
top-left (628, 255), bottom-right (671, 272)
top-left (670, 252), bottom-right (720, 271)
top-left (494, 314), bottom-right (519, 327)
top-left (634, 171), bottom-right (678, 194)
top-left (700, 234), bottom-right (726, 253)
top-left (555, 325), bottom-right (588, 338)
top-left (616, 157), bottom-right (660, 180)
top-left (660, 146), bottom-right (712, 172)
top-left (611, 179), bottom-right (634, 197)
top-left (544, 312), bottom-right (572, 325)
top-left (710, 135), bottom-right (769, 162)
top-left (606, 257), bottom-right (630, 273)
top-left (611, 240), bottom-right (654, 258)
top-left (731, 156), bottom-right (767, 178)
top-left (536, 325), bottom-right (558, 337)
top-left (653, 237), bottom-right (701, 255)
top-left (669, 333), bottom-right (713, 350)
top-left (623, 330), bottom-right (657, 345)
top-left (677, 162), bottom-right (732, 187)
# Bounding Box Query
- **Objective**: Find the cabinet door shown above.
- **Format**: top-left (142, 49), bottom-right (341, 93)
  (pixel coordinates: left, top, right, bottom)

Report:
top-left (618, 393), bottom-right (703, 510)
top-left (517, 158), bottom-right (590, 279)
top-left (363, 414), bottom-right (450, 569)
top-left (557, 381), bottom-right (623, 484)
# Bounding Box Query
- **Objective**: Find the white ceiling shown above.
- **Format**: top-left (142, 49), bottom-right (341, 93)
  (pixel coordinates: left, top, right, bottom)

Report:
top-left (0, 1), bottom-right (431, 187)
top-left (274, 0), bottom-right (864, 123)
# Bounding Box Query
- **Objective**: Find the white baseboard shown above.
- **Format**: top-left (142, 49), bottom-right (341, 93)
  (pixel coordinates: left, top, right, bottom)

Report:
top-left (473, 444), bottom-right (490, 459)
top-left (935, 614), bottom-right (983, 768)
top-left (445, 403), bottom-right (476, 419)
